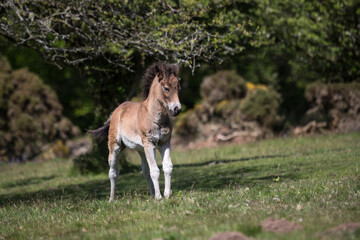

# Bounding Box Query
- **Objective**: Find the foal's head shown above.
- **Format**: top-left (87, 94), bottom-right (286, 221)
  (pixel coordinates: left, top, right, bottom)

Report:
top-left (142, 63), bottom-right (182, 116)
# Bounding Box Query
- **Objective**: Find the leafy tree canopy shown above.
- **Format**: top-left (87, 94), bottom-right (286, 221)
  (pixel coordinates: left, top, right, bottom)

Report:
top-left (251, 0), bottom-right (359, 83)
top-left (0, 0), bottom-right (269, 74)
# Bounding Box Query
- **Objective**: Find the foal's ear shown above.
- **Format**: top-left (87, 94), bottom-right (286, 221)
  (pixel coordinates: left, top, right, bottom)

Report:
top-left (174, 65), bottom-right (179, 76)
top-left (155, 65), bottom-right (164, 81)
top-left (157, 72), bottom-right (164, 82)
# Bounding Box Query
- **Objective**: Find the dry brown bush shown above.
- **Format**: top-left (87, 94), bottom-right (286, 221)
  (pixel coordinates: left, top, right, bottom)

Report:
top-left (200, 70), bottom-right (247, 105)
top-left (0, 56), bottom-right (80, 161)
top-left (304, 81), bottom-right (360, 132)
top-left (175, 71), bottom-right (282, 148)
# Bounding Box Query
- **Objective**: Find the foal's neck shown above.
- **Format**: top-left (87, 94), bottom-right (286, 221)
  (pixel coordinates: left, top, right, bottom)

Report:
top-left (144, 82), bottom-right (169, 124)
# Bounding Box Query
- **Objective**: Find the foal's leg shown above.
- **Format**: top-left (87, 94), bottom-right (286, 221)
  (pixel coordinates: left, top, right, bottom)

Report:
top-left (108, 142), bottom-right (122, 202)
top-left (138, 151), bottom-right (155, 196)
top-left (143, 142), bottom-right (162, 200)
top-left (160, 144), bottom-right (173, 198)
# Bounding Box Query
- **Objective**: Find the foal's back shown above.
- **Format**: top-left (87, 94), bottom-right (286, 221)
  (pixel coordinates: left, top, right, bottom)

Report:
top-left (108, 101), bottom-right (143, 151)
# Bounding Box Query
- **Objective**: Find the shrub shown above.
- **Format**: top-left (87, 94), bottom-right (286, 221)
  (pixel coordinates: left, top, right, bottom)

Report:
top-left (214, 99), bottom-right (243, 125)
top-left (38, 140), bottom-right (70, 161)
top-left (0, 56), bottom-right (80, 161)
top-left (200, 70), bottom-right (247, 104)
top-left (175, 70), bottom-right (282, 144)
top-left (305, 82), bottom-right (360, 116)
top-left (304, 81), bottom-right (360, 132)
top-left (240, 88), bottom-right (282, 128)
top-left (175, 109), bottom-right (199, 137)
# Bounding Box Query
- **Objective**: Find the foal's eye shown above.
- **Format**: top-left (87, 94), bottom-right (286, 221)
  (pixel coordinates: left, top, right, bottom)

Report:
top-left (163, 86), bottom-right (170, 92)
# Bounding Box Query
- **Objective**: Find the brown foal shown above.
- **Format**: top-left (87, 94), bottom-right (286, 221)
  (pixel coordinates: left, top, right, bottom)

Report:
top-left (89, 63), bottom-right (181, 201)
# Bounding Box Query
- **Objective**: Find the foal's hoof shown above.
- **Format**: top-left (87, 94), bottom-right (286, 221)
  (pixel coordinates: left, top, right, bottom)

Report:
top-left (154, 194), bottom-right (162, 200)
top-left (164, 190), bottom-right (172, 199)
top-left (109, 197), bottom-right (115, 202)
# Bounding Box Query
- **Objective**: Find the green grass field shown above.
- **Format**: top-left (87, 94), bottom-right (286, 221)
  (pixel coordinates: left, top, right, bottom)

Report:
top-left (1, 133), bottom-right (359, 239)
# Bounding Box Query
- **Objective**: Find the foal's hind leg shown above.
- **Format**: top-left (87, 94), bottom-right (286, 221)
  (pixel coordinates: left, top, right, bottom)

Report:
top-left (138, 151), bottom-right (155, 196)
top-left (108, 141), bottom-right (123, 202)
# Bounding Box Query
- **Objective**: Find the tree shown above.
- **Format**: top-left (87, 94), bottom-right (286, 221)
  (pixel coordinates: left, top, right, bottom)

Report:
top-left (252, 0), bottom-right (359, 83)
top-left (226, 0), bottom-right (360, 124)
top-left (0, 0), bottom-right (270, 125)
top-left (0, 0), bottom-right (268, 73)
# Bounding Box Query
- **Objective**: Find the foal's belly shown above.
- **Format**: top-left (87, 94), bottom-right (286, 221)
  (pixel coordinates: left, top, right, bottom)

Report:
top-left (119, 127), bottom-right (170, 150)
top-left (120, 133), bottom-right (143, 150)
top-left (114, 101), bottom-right (143, 150)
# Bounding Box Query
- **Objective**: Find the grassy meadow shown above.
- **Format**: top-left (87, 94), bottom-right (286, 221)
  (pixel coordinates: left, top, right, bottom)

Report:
top-left (0, 133), bottom-right (359, 239)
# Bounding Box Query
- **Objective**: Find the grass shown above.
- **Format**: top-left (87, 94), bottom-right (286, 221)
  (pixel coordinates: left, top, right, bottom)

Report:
top-left (0, 133), bottom-right (359, 239)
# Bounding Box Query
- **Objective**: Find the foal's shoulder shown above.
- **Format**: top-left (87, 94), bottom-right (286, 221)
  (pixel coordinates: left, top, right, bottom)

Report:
top-left (111, 101), bottom-right (141, 117)
top-left (118, 101), bottom-right (141, 110)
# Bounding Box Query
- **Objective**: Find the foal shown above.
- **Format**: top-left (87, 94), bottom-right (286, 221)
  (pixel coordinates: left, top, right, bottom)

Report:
top-left (89, 63), bottom-right (181, 201)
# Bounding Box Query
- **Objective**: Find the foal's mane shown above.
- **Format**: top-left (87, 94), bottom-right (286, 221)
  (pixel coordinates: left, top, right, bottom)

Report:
top-left (142, 62), bottom-right (179, 99)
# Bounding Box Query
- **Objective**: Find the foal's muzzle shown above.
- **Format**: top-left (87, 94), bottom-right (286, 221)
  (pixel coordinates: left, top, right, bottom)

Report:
top-left (169, 102), bottom-right (182, 116)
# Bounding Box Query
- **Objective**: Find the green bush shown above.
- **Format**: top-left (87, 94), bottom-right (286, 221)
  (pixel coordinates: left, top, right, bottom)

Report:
top-left (214, 99), bottom-right (241, 119)
top-left (240, 88), bottom-right (282, 129)
top-left (175, 109), bottom-right (199, 137)
top-left (175, 70), bottom-right (283, 141)
top-left (200, 70), bottom-right (247, 105)
top-left (0, 56), bottom-right (79, 161)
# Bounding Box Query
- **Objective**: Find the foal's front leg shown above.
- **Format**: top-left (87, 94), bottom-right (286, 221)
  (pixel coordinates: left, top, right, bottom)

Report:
top-left (160, 144), bottom-right (173, 198)
top-left (138, 151), bottom-right (155, 196)
top-left (143, 141), bottom-right (162, 200)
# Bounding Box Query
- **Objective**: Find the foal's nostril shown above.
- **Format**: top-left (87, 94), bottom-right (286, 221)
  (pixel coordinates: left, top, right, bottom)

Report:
top-left (174, 106), bottom-right (181, 115)
top-left (170, 103), bottom-right (182, 116)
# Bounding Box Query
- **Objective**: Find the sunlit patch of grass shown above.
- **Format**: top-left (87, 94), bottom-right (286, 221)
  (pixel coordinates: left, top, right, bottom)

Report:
top-left (0, 133), bottom-right (359, 239)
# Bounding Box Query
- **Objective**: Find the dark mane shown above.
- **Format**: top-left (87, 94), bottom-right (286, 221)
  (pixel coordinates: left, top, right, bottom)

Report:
top-left (142, 62), bottom-right (179, 99)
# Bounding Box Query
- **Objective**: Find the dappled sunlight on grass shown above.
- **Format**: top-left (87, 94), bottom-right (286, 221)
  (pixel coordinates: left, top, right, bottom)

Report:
top-left (0, 133), bottom-right (359, 239)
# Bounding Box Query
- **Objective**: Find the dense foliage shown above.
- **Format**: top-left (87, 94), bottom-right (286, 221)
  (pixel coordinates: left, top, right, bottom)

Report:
top-left (252, 0), bottom-right (359, 83)
top-left (0, 56), bottom-right (79, 161)
top-left (0, 0), bottom-right (268, 72)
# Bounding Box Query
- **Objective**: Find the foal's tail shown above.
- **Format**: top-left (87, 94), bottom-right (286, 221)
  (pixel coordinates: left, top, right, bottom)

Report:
top-left (87, 119), bottom-right (110, 141)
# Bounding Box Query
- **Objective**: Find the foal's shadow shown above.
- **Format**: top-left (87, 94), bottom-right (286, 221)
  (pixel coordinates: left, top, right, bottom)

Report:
top-left (0, 175), bottom-right (56, 189)
top-left (0, 153), bottom-right (298, 207)
top-left (0, 147), bottom-right (350, 206)
top-left (171, 154), bottom-right (298, 191)
top-left (173, 154), bottom-right (286, 168)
